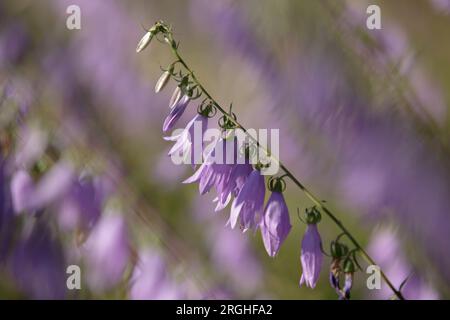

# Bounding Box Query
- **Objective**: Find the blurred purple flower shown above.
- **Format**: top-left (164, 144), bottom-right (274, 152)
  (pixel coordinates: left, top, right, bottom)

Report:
top-left (10, 169), bottom-right (34, 214)
top-left (163, 95), bottom-right (190, 132)
top-left (14, 126), bottom-right (47, 169)
top-left (260, 191), bottom-right (291, 257)
top-left (57, 178), bottom-right (102, 233)
top-left (32, 161), bottom-right (75, 210)
top-left (299, 223), bottom-right (323, 289)
top-left (367, 228), bottom-right (439, 299)
top-left (12, 221), bottom-right (66, 299)
top-left (83, 214), bottom-right (130, 293)
top-left (0, 23), bottom-right (29, 66)
top-left (0, 157), bottom-right (13, 260)
top-left (130, 249), bottom-right (183, 300)
top-left (229, 169), bottom-right (265, 231)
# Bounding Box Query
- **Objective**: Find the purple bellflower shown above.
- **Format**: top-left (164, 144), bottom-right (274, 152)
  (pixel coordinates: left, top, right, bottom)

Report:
top-left (260, 178), bottom-right (291, 257)
top-left (163, 95), bottom-right (190, 132)
top-left (299, 208), bottom-right (323, 288)
top-left (164, 114), bottom-right (208, 167)
top-left (229, 169), bottom-right (265, 231)
top-left (183, 136), bottom-right (236, 196)
top-left (83, 213), bottom-right (130, 293)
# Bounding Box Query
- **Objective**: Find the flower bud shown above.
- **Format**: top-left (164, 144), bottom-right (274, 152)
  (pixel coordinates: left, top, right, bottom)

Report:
top-left (329, 258), bottom-right (341, 290)
top-left (155, 71), bottom-right (171, 93)
top-left (136, 31), bottom-right (153, 53)
top-left (330, 241), bottom-right (348, 259)
top-left (343, 258), bottom-right (356, 274)
top-left (169, 86), bottom-right (182, 109)
top-left (342, 272), bottom-right (353, 300)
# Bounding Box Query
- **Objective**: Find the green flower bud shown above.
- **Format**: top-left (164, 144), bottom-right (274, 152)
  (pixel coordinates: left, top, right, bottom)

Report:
top-left (331, 241), bottom-right (348, 258)
top-left (343, 258), bottom-right (356, 274)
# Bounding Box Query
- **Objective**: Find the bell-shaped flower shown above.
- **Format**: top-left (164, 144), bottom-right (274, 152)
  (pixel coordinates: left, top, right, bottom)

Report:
top-left (341, 273), bottom-right (353, 300)
top-left (260, 181), bottom-right (291, 257)
top-left (229, 169), bottom-right (265, 231)
top-left (12, 220), bottom-right (66, 299)
top-left (183, 136), bottom-right (237, 196)
top-left (213, 163), bottom-right (252, 212)
top-left (164, 114), bottom-right (208, 167)
top-left (163, 95), bottom-right (190, 132)
top-left (129, 249), bottom-right (183, 299)
top-left (83, 213), bottom-right (130, 293)
top-left (299, 222), bottom-right (323, 288)
top-left (57, 177), bottom-right (103, 234)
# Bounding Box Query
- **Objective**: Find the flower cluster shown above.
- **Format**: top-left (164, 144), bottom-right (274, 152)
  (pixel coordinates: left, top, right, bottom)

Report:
top-left (136, 21), bottom-right (374, 299)
top-left (138, 22), bottom-right (295, 259)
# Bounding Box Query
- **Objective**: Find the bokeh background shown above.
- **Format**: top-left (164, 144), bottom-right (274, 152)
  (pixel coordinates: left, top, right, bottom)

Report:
top-left (1, 0), bottom-right (450, 299)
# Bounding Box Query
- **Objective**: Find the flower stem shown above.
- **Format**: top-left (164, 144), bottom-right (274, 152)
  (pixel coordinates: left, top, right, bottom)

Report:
top-left (165, 32), bottom-right (404, 300)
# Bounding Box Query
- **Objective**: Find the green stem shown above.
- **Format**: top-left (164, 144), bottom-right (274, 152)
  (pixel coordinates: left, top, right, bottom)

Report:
top-left (165, 32), bottom-right (404, 300)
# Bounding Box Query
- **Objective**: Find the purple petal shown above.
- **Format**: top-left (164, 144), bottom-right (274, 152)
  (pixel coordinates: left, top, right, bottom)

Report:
top-left (162, 95), bottom-right (190, 132)
top-left (260, 191), bottom-right (291, 257)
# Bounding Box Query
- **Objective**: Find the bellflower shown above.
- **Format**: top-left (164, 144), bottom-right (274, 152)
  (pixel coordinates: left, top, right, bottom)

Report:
top-left (163, 95), bottom-right (190, 132)
top-left (229, 169), bottom-right (265, 231)
top-left (214, 163), bottom-right (252, 212)
top-left (260, 180), bottom-right (291, 257)
top-left (183, 136), bottom-right (237, 196)
top-left (57, 178), bottom-right (102, 233)
top-left (84, 214), bottom-right (130, 293)
top-left (341, 273), bottom-right (353, 300)
top-left (12, 220), bottom-right (66, 299)
top-left (164, 114), bottom-right (208, 167)
top-left (129, 249), bottom-right (183, 299)
top-left (340, 258), bottom-right (355, 300)
top-left (299, 222), bottom-right (323, 288)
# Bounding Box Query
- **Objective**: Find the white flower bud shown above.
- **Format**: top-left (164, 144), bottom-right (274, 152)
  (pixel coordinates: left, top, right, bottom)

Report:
top-left (169, 86), bottom-right (182, 109)
top-left (155, 71), bottom-right (171, 93)
top-left (136, 31), bottom-right (153, 53)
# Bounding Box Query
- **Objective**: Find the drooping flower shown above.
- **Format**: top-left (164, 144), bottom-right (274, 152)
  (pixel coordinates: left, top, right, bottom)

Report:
top-left (183, 136), bottom-right (236, 196)
top-left (260, 179), bottom-right (291, 257)
top-left (57, 177), bottom-right (102, 233)
top-left (340, 258), bottom-right (355, 300)
top-left (229, 169), bottom-right (265, 231)
top-left (164, 114), bottom-right (208, 167)
top-left (12, 220), bottom-right (66, 299)
top-left (214, 162), bottom-right (252, 212)
top-left (342, 272), bottom-right (353, 300)
top-left (129, 249), bottom-right (183, 299)
top-left (328, 241), bottom-right (348, 297)
top-left (299, 219), bottom-right (323, 288)
top-left (329, 258), bottom-right (341, 293)
top-left (163, 95), bottom-right (190, 132)
top-left (83, 213), bottom-right (130, 293)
